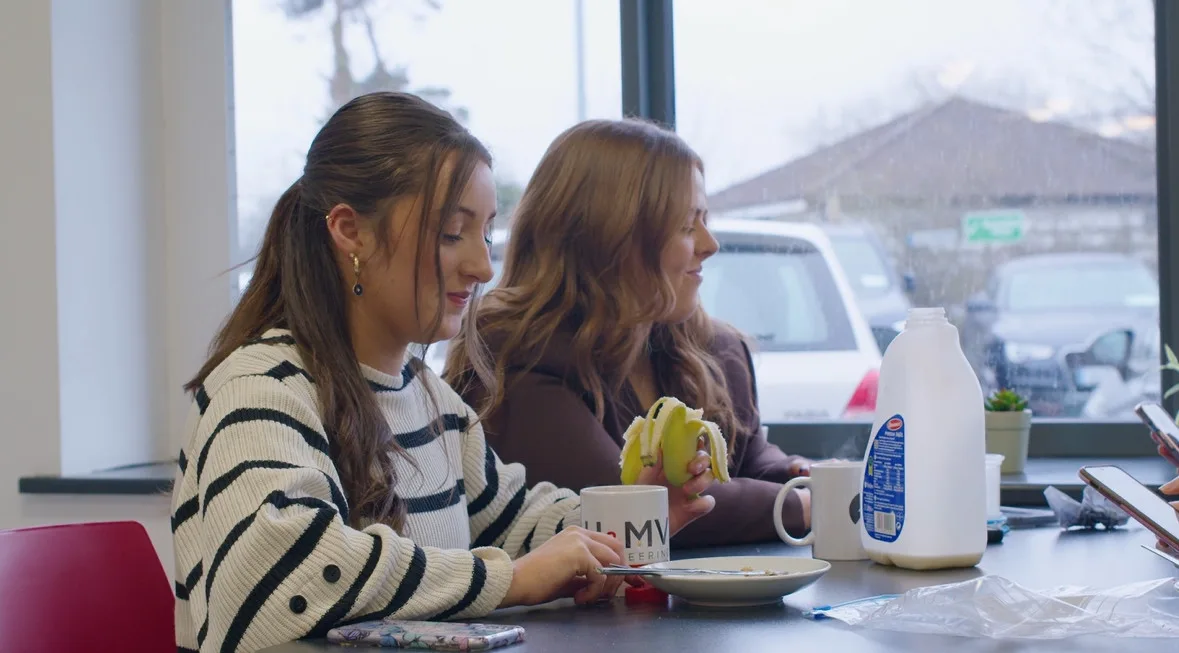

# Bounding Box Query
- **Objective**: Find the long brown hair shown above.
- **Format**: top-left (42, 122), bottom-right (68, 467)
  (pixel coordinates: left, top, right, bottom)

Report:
top-left (187, 92), bottom-right (491, 530)
top-left (445, 118), bottom-right (740, 441)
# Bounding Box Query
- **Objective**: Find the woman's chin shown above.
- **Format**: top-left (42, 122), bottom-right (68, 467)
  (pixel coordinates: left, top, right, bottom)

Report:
top-left (432, 320), bottom-right (462, 343)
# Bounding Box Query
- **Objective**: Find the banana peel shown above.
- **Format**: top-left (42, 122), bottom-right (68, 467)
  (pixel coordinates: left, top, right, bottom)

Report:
top-left (619, 396), bottom-right (732, 487)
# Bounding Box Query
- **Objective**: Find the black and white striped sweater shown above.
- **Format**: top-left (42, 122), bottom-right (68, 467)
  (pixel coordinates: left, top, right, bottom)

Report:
top-left (170, 329), bottom-right (581, 653)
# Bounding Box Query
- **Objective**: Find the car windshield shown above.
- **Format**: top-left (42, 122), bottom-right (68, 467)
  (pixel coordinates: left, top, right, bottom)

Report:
top-left (1003, 262), bottom-right (1158, 312)
top-left (697, 242), bottom-right (857, 352)
top-left (827, 233), bottom-right (894, 300)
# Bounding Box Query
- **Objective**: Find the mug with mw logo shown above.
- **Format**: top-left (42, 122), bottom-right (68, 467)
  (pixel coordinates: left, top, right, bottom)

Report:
top-left (580, 485), bottom-right (670, 566)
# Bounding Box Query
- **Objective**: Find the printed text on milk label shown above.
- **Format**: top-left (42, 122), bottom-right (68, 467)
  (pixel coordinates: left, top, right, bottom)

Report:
top-left (863, 414), bottom-right (906, 542)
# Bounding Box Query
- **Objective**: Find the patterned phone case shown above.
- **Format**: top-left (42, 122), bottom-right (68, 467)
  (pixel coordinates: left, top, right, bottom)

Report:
top-left (325, 620), bottom-right (525, 650)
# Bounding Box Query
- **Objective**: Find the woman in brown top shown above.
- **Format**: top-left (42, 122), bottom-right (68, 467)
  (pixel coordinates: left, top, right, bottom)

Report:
top-left (444, 118), bottom-right (814, 547)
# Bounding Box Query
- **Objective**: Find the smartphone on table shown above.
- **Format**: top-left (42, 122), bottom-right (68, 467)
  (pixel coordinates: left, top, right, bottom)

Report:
top-left (1134, 402), bottom-right (1179, 467)
top-left (326, 620), bottom-right (524, 650)
top-left (1078, 464), bottom-right (1179, 554)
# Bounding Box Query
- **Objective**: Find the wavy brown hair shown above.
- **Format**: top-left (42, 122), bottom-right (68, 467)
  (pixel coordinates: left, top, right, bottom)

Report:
top-left (186, 92), bottom-right (491, 531)
top-left (445, 118), bottom-right (740, 442)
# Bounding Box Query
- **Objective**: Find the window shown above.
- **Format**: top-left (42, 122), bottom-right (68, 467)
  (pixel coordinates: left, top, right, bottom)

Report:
top-left (230, 0), bottom-right (621, 293)
top-left (675, 0), bottom-right (1159, 424)
top-left (698, 246), bottom-right (854, 353)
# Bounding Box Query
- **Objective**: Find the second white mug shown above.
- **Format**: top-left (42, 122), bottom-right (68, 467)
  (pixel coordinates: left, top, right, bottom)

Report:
top-left (773, 460), bottom-right (868, 561)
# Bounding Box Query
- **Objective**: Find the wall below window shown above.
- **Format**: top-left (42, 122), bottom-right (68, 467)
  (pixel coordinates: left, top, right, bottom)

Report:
top-left (0, 0), bottom-right (234, 572)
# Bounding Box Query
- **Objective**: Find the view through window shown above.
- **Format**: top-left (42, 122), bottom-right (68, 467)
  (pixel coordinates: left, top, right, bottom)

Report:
top-left (675, 0), bottom-right (1158, 423)
top-left (232, 0), bottom-right (1160, 426)
top-left (231, 0), bottom-right (621, 302)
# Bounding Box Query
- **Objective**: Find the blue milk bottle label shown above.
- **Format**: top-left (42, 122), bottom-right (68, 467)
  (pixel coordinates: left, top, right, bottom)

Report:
top-left (863, 414), bottom-right (906, 542)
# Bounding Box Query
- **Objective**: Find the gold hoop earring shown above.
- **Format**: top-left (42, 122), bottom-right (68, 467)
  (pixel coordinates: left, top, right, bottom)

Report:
top-left (351, 253), bottom-right (363, 296)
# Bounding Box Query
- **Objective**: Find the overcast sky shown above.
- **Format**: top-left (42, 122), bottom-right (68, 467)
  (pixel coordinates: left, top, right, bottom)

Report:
top-left (231, 0), bottom-right (1153, 252)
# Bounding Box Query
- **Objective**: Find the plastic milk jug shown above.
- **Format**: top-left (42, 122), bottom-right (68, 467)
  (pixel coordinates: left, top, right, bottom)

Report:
top-left (859, 307), bottom-right (987, 570)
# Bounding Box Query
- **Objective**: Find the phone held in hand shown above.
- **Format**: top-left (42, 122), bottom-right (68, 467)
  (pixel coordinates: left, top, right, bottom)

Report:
top-left (326, 620), bottom-right (525, 650)
top-left (1078, 464), bottom-right (1179, 553)
top-left (1133, 401), bottom-right (1179, 464)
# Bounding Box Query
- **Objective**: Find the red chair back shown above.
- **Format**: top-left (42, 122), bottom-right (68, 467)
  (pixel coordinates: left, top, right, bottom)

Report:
top-left (0, 520), bottom-right (174, 653)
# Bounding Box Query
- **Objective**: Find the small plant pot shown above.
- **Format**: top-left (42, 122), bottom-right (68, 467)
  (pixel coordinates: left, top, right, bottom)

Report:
top-left (985, 409), bottom-right (1032, 473)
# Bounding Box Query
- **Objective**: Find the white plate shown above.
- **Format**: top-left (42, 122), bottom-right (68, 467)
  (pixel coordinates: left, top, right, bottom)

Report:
top-left (641, 556), bottom-right (830, 607)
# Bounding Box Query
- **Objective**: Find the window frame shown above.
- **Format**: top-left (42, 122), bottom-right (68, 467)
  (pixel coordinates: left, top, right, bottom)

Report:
top-left (619, 0), bottom-right (1176, 459)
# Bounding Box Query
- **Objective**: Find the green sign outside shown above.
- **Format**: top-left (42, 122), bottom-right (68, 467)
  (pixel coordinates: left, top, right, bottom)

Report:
top-left (962, 210), bottom-right (1025, 244)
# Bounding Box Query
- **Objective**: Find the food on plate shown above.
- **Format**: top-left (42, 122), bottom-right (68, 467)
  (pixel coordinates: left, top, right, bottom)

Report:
top-left (619, 396), bottom-right (732, 487)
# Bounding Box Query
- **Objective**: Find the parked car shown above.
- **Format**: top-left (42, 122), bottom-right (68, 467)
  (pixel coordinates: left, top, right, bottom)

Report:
top-left (1064, 326), bottom-right (1161, 420)
top-left (698, 219), bottom-right (883, 422)
top-left (962, 252), bottom-right (1159, 417)
top-left (820, 223), bottom-right (914, 355)
top-left (427, 220), bottom-right (883, 422)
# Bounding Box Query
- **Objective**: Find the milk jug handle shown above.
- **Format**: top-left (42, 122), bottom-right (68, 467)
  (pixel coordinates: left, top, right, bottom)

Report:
top-left (775, 476), bottom-right (814, 546)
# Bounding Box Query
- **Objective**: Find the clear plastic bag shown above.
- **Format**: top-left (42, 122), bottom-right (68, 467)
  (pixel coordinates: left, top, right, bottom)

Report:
top-left (1044, 485), bottom-right (1130, 530)
top-left (806, 574), bottom-right (1179, 639)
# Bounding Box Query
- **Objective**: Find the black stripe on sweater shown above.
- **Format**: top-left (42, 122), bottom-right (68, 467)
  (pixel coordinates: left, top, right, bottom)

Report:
top-left (395, 413), bottom-right (469, 449)
top-left (367, 362), bottom-right (417, 392)
top-left (472, 486), bottom-right (526, 548)
top-left (197, 620), bottom-right (208, 648)
top-left (245, 334), bottom-right (296, 347)
top-left (465, 445), bottom-right (498, 516)
top-left (219, 493), bottom-right (338, 653)
top-left (204, 513), bottom-right (256, 605)
top-left (260, 360), bottom-right (314, 384)
top-left (179, 647), bottom-right (198, 653)
top-left (343, 545), bottom-right (428, 624)
top-left (307, 533), bottom-right (384, 638)
top-left (196, 408), bottom-right (330, 482)
top-left (432, 557), bottom-right (487, 621)
top-left (404, 480), bottom-right (465, 514)
top-left (201, 492), bottom-right (338, 648)
top-left (171, 497), bottom-right (199, 533)
top-left (195, 385), bottom-right (211, 415)
top-left (178, 450), bottom-right (188, 474)
top-left (175, 562), bottom-right (202, 600)
top-left (202, 460), bottom-right (301, 515)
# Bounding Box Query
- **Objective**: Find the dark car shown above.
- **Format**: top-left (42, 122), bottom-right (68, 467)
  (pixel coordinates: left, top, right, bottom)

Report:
top-left (962, 252), bottom-right (1159, 417)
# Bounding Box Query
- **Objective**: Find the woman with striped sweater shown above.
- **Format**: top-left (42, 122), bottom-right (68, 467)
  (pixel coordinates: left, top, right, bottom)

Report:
top-left (170, 92), bottom-right (716, 653)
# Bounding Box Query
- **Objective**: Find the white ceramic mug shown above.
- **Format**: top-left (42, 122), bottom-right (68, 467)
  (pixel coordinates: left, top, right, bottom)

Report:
top-left (773, 460), bottom-right (868, 561)
top-left (580, 485), bottom-right (670, 566)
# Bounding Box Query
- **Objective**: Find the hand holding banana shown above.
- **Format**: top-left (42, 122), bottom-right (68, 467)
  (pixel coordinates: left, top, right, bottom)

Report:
top-left (619, 397), bottom-right (731, 536)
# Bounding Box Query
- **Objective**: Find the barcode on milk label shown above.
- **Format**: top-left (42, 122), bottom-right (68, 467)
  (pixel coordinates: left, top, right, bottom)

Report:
top-left (863, 414), bottom-right (906, 543)
top-left (873, 511), bottom-right (897, 537)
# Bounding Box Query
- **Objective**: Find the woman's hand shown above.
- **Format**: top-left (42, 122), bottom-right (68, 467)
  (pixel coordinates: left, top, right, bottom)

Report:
top-left (635, 450), bottom-right (716, 537)
top-left (788, 457), bottom-right (817, 477)
top-left (1157, 443), bottom-right (1179, 469)
top-left (500, 526), bottom-right (627, 608)
top-left (1156, 452), bottom-right (1178, 555)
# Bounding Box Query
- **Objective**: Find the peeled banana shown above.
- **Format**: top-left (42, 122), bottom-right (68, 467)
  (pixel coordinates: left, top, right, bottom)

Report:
top-left (619, 396), bottom-right (732, 487)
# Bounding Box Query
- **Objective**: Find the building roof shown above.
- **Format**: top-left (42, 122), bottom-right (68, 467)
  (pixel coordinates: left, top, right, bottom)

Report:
top-left (709, 97), bottom-right (1157, 210)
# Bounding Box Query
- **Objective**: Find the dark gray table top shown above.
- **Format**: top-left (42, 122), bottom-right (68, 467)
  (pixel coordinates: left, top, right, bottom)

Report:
top-left (262, 525), bottom-right (1179, 652)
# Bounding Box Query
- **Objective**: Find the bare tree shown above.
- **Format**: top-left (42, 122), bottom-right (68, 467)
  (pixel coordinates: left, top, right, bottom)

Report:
top-left (1045, 0), bottom-right (1155, 145)
top-left (277, 0), bottom-right (467, 121)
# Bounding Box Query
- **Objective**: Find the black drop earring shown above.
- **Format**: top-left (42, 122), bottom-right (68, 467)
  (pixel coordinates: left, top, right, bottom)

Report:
top-left (351, 253), bottom-right (363, 296)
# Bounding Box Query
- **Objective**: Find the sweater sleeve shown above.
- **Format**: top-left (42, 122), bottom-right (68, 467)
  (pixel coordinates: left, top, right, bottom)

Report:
top-left (461, 406), bottom-right (582, 557)
top-left (178, 375), bottom-right (514, 653)
top-left (478, 371), bottom-right (807, 548)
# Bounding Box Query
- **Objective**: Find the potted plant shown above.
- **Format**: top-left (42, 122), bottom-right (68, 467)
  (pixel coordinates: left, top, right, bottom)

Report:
top-left (984, 388), bottom-right (1031, 473)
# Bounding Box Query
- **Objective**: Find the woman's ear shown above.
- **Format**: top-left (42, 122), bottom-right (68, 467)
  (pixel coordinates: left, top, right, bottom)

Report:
top-left (325, 204), bottom-right (375, 261)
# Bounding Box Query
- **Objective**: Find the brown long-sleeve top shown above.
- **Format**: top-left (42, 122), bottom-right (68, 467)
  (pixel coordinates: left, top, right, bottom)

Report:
top-left (453, 324), bottom-right (810, 548)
